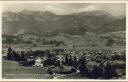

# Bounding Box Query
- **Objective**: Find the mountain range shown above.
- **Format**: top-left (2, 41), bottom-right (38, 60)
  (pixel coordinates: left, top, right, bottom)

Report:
top-left (2, 9), bottom-right (126, 36)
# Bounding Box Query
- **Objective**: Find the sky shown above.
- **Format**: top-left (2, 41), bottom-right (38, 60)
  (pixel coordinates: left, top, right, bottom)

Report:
top-left (2, 3), bottom-right (126, 16)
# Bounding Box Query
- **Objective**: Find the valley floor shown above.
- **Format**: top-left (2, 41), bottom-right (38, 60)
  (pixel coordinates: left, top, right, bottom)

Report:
top-left (2, 60), bottom-right (125, 79)
top-left (2, 60), bottom-right (49, 79)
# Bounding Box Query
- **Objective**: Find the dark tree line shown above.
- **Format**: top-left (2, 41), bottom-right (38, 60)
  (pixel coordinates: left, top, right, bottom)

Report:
top-left (7, 47), bottom-right (25, 61)
top-left (64, 54), bottom-right (78, 68)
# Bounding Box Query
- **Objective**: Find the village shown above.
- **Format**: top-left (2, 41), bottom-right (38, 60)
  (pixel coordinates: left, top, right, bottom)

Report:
top-left (2, 46), bottom-right (126, 79)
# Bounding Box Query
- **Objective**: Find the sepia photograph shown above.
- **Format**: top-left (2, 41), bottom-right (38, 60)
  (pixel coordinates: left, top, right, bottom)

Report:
top-left (2, 3), bottom-right (126, 79)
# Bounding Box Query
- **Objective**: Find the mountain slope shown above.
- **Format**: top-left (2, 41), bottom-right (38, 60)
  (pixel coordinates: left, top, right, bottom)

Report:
top-left (2, 10), bottom-right (126, 36)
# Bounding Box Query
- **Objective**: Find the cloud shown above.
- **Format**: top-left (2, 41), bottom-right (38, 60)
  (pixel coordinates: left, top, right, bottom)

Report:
top-left (82, 5), bottom-right (101, 11)
top-left (44, 5), bottom-right (63, 13)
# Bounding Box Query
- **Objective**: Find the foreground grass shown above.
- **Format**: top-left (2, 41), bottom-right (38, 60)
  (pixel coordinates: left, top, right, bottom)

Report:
top-left (2, 60), bottom-right (51, 79)
top-left (2, 60), bottom-right (126, 79)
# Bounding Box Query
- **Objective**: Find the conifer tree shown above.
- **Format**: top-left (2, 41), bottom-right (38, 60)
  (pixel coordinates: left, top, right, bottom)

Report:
top-left (73, 55), bottom-right (78, 68)
top-left (78, 55), bottom-right (87, 76)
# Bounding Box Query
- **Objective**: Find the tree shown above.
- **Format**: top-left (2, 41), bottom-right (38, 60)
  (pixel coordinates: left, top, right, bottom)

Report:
top-left (7, 52), bottom-right (11, 60)
top-left (69, 55), bottom-right (73, 66)
top-left (14, 52), bottom-right (20, 61)
top-left (97, 63), bottom-right (103, 77)
top-left (55, 59), bottom-right (60, 66)
top-left (103, 62), bottom-right (117, 79)
top-left (78, 56), bottom-right (87, 76)
top-left (20, 52), bottom-right (25, 61)
top-left (91, 66), bottom-right (99, 79)
top-left (7, 47), bottom-right (12, 60)
top-left (73, 56), bottom-right (78, 68)
top-left (8, 47), bottom-right (12, 53)
top-left (11, 50), bottom-right (16, 61)
top-left (65, 54), bottom-right (69, 65)
top-left (106, 38), bottom-right (115, 46)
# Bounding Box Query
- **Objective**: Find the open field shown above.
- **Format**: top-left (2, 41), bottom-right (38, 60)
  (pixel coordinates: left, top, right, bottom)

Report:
top-left (2, 60), bottom-right (50, 79)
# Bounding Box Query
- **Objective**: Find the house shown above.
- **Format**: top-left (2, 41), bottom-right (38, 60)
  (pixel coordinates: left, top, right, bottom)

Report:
top-left (35, 57), bottom-right (43, 67)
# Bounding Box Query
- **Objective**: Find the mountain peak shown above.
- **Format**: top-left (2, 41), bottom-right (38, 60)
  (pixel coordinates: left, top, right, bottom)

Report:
top-left (75, 10), bottom-right (112, 16)
top-left (19, 9), bottom-right (34, 15)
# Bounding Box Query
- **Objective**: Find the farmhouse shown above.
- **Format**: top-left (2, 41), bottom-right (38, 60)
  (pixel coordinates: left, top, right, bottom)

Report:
top-left (35, 57), bottom-right (43, 67)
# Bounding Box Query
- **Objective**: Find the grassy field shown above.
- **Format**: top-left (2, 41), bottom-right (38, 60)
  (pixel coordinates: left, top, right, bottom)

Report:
top-left (2, 60), bottom-right (51, 79)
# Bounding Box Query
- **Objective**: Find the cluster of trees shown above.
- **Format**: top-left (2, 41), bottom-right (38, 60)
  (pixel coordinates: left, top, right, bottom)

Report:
top-left (7, 47), bottom-right (25, 61)
top-left (62, 53), bottom-right (117, 79)
top-left (88, 62), bottom-right (116, 79)
top-left (77, 55), bottom-right (116, 79)
top-left (65, 54), bottom-right (78, 68)
top-left (43, 56), bottom-right (60, 67)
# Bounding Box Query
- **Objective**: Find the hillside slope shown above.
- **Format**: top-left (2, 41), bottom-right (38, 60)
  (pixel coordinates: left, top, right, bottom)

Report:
top-left (2, 10), bottom-right (125, 36)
